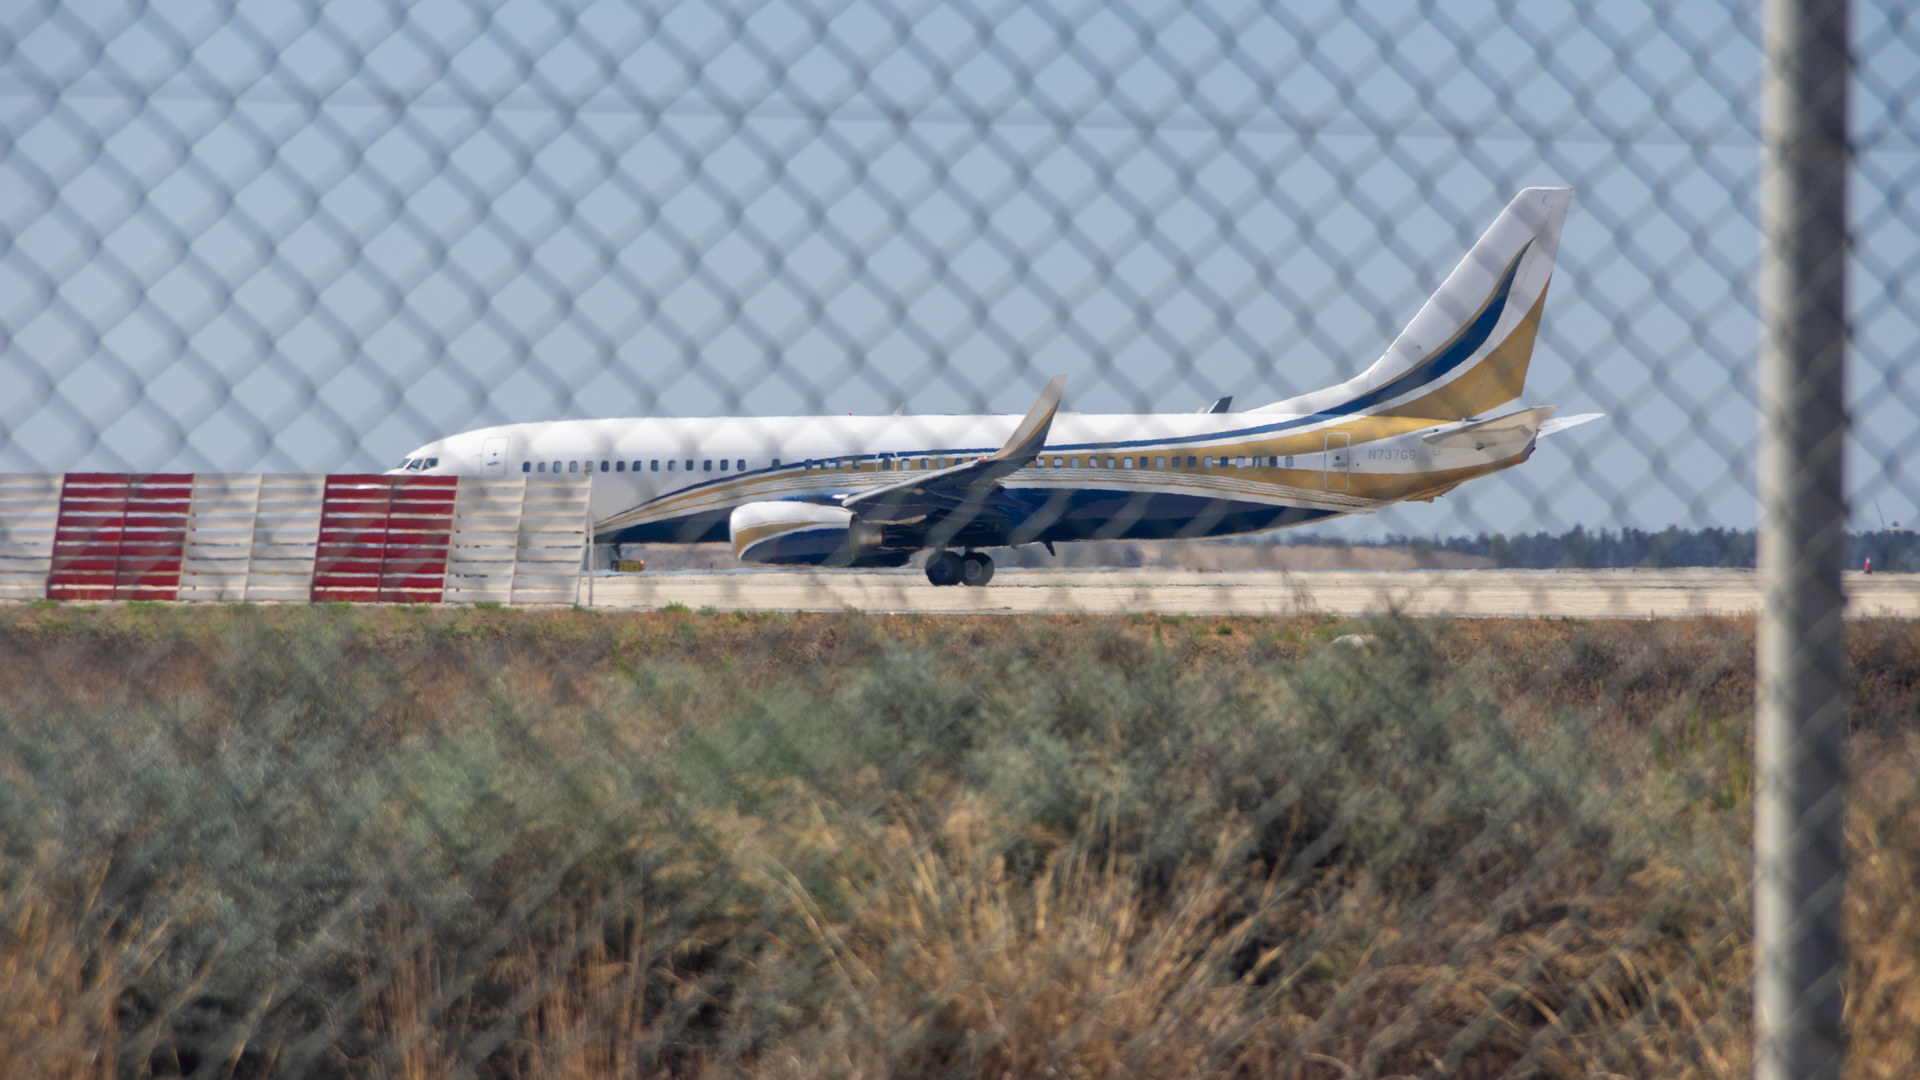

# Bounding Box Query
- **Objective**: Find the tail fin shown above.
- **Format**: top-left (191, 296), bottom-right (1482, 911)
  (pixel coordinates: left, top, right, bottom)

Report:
top-left (1255, 187), bottom-right (1571, 420)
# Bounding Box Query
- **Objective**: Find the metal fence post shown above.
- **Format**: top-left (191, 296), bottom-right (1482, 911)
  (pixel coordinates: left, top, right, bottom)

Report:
top-left (1756, 0), bottom-right (1850, 1077)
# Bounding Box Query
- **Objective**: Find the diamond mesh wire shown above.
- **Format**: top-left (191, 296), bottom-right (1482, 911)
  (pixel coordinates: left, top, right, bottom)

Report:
top-left (1, 0), bottom-right (1913, 1077)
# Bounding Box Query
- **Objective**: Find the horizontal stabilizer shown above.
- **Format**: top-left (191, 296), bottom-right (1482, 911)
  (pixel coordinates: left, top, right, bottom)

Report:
top-left (1538, 412), bottom-right (1604, 437)
top-left (1420, 405), bottom-right (1557, 449)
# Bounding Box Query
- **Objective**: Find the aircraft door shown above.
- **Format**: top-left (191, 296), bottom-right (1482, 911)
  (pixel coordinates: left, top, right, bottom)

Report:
top-left (481, 436), bottom-right (511, 474)
top-left (1324, 431), bottom-right (1351, 491)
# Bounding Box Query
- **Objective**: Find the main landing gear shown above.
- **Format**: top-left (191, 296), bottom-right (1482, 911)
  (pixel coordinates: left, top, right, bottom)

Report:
top-left (926, 550), bottom-right (995, 587)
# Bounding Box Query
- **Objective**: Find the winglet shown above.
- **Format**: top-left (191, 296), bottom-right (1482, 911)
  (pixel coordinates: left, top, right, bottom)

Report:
top-left (986, 375), bottom-right (1067, 464)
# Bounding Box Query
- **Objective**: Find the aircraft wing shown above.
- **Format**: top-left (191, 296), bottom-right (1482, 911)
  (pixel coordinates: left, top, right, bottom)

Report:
top-left (840, 376), bottom-right (1066, 525)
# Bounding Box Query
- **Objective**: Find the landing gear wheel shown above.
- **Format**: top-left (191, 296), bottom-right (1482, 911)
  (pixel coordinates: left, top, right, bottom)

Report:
top-left (960, 552), bottom-right (995, 586)
top-left (926, 550), bottom-right (964, 586)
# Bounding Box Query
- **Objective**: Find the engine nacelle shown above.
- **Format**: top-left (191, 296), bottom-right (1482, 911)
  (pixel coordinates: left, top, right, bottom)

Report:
top-left (729, 501), bottom-right (887, 566)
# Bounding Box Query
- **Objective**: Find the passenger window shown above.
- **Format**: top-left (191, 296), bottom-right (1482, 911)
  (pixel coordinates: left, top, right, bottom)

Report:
top-left (569, 461), bottom-right (578, 472)
top-left (667, 460), bottom-right (675, 471)
top-left (1285, 456), bottom-right (1294, 467)
top-left (684, 460), bottom-right (692, 470)
top-left (1121, 457), bottom-right (1132, 469)
top-left (1106, 457), bottom-right (1116, 469)
top-left (650, 460), bottom-right (658, 471)
top-left (772, 459), bottom-right (780, 467)
top-left (521, 461), bottom-right (530, 473)
top-left (1052, 456), bottom-right (1061, 468)
top-left (703, 460), bottom-right (712, 472)
top-left (615, 461), bottom-right (625, 472)
top-left (1070, 457), bottom-right (1079, 468)
top-left (1203, 456), bottom-right (1214, 468)
top-left (536, 462), bottom-right (545, 473)
top-left (600, 460), bottom-right (609, 471)
top-left (1154, 456), bottom-right (1164, 468)
top-left (720, 460), bottom-right (729, 471)
top-left (737, 459), bottom-right (745, 471)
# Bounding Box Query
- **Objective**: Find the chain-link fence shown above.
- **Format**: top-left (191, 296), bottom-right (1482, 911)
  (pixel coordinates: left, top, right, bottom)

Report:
top-left (3, 0), bottom-right (1915, 1076)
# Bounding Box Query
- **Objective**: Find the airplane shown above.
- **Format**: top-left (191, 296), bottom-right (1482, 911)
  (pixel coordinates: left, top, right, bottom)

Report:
top-left (390, 187), bottom-right (1600, 586)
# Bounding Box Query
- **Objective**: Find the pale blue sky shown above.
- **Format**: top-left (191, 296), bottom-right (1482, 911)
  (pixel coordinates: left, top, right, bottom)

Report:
top-left (2, 0), bottom-right (1914, 537)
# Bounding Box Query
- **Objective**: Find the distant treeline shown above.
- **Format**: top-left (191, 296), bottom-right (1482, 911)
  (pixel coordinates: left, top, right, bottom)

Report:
top-left (1288, 525), bottom-right (1920, 571)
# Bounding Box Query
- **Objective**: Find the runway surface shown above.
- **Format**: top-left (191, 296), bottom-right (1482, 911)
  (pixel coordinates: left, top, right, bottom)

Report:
top-left (579, 568), bottom-right (1920, 619)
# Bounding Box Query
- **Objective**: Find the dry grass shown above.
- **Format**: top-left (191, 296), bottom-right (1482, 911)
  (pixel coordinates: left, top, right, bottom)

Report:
top-left (0, 604), bottom-right (1914, 1078)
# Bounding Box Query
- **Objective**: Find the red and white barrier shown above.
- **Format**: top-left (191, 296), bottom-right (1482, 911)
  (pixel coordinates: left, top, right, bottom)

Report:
top-left (48, 473), bottom-right (194, 601)
top-left (0, 474), bottom-right (591, 605)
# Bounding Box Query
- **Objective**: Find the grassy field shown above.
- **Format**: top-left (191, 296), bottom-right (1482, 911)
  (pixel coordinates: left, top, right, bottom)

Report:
top-left (1, 604), bottom-right (1916, 1079)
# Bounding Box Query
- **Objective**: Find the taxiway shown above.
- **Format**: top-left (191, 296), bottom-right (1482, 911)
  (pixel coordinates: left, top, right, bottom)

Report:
top-left (577, 568), bottom-right (1920, 619)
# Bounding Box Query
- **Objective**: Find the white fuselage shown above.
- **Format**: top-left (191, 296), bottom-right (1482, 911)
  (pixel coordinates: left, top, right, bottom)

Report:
top-left (391, 408), bottom-right (1532, 547)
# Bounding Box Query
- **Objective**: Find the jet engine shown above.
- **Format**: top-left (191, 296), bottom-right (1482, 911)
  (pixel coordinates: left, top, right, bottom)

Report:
top-left (730, 501), bottom-right (894, 566)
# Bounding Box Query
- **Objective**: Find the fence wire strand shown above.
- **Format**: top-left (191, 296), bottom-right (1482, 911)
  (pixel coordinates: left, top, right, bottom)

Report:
top-left (2, 0), bottom-right (1914, 1077)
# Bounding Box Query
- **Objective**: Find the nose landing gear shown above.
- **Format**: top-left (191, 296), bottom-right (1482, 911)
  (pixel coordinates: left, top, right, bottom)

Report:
top-left (925, 550), bottom-right (995, 586)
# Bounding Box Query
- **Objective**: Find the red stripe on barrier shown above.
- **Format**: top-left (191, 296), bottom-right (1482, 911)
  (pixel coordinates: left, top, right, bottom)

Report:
top-left (377, 589), bottom-right (446, 603)
top-left (47, 569), bottom-right (119, 584)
